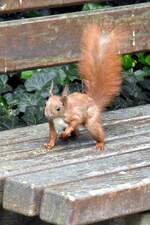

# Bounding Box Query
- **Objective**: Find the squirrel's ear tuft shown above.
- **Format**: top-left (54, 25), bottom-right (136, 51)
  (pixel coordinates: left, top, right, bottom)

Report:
top-left (61, 96), bottom-right (67, 107)
top-left (62, 84), bottom-right (69, 96)
top-left (49, 80), bottom-right (54, 97)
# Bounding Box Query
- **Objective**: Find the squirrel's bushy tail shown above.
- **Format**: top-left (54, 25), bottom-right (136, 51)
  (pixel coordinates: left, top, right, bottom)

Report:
top-left (79, 24), bottom-right (125, 111)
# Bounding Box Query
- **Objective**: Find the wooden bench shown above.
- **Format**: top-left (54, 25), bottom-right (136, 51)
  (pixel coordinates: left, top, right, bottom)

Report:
top-left (0, 1), bottom-right (150, 225)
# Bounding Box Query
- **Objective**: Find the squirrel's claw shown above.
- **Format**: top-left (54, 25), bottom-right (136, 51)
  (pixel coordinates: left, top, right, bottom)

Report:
top-left (43, 143), bottom-right (55, 150)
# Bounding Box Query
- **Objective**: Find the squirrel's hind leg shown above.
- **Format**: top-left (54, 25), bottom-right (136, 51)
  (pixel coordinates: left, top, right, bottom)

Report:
top-left (85, 118), bottom-right (105, 151)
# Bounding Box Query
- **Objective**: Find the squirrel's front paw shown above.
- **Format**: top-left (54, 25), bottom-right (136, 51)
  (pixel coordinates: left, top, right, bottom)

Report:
top-left (43, 143), bottom-right (55, 151)
top-left (96, 142), bottom-right (104, 151)
top-left (60, 131), bottom-right (69, 141)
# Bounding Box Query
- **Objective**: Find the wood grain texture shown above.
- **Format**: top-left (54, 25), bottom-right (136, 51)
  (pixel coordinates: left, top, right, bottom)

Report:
top-left (0, 3), bottom-right (150, 72)
top-left (0, 105), bottom-right (149, 202)
top-left (0, 104), bottom-right (150, 223)
top-left (1, 104), bottom-right (149, 144)
top-left (0, 118), bottom-right (149, 205)
top-left (0, 0), bottom-right (99, 13)
top-left (3, 145), bottom-right (150, 216)
top-left (40, 166), bottom-right (150, 225)
top-left (0, 110), bottom-right (149, 163)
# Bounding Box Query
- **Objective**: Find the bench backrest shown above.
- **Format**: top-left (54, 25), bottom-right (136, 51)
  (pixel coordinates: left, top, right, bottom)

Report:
top-left (0, 1), bottom-right (150, 73)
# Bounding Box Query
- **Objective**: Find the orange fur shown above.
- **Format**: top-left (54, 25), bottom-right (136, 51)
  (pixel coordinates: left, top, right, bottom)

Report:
top-left (79, 24), bottom-right (125, 111)
top-left (44, 24), bottom-right (126, 151)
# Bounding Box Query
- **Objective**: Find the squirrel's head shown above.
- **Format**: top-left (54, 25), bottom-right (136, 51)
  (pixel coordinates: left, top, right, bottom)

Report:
top-left (44, 95), bottom-right (67, 120)
top-left (45, 81), bottom-right (69, 120)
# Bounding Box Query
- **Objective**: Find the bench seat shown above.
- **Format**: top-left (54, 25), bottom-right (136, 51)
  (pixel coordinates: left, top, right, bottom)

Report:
top-left (0, 104), bottom-right (150, 225)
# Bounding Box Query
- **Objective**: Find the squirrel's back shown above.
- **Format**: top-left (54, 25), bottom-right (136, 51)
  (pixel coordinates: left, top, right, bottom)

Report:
top-left (79, 24), bottom-right (126, 111)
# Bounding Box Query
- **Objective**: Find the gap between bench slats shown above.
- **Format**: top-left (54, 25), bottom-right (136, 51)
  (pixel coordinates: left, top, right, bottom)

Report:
top-left (0, 0), bottom-right (99, 13)
top-left (0, 122), bottom-right (149, 197)
top-left (3, 145), bottom-right (150, 216)
top-left (0, 105), bottom-right (149, 206)
top-left (0, 105), bottom-right (149, 216)
top-left (3, 132), bottom-right (150, 216)
top-left (0, 117), bottom-right (149, 160)
top-left (0, 3), bottom-right (150, 72)
top-left (0, 111), bottom-right (149, 178)
top-left (40, 166), bottom-right (150, 225)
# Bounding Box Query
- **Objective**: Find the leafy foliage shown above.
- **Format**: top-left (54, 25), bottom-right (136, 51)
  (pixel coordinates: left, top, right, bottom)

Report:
top-left (0, 52), bottom-right (149, 131)
top-left (82, 2), bottom-right (111, 11)
top-left (0, 75), bottom-right (12, 94)
top-left (0, 64), bottom-right (80, 130)
top-left (0, 1), bottom-right (149, 131)
top-left (21, 70), bottom-right (33, 80)
top-left (109, 52), bottom-right (150, 110)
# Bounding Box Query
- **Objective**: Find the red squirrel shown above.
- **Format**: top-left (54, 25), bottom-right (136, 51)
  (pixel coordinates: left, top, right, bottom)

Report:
top-left (44, 24), bottom-right (126, 150)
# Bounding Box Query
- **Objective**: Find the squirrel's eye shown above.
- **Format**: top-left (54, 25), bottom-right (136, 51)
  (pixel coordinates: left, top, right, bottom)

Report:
top-left (56, 107), bottom-right (61, 111)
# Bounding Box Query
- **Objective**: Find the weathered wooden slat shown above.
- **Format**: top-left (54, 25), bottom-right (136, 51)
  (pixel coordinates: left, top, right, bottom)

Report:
top-left (0, 106), bottom-right (149, 206)
top-left (0, 116), bottom-right (149, 161)
top-left (40, 166), bottom-right (150, 225)
top-left (0, 122), bottom-right (149, 203)
top-left (1, 132), bottom-right (150, 214)
top-left (3, 145), bottom-right (150, 216)
top-left (0, 106), bottom-right (149, 172)
top-left (0, 3), bottom-right (150, 72)
top-left (0, 133), bottom-right (149, 176)
top-left (0, 117), bottom-right (149, 184)
top-left (103, 104), bottom-right (150, 125)
top-left (0, 104), bottom-right (149, 145)
top-left (0, 0), bottom-right (99, 13)
top-left (0, 105), bottom-right (150, 218)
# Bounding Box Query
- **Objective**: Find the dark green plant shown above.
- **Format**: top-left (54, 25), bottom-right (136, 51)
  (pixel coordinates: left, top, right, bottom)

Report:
top-left (82, 2), bottom-right (111, 11)
top-left (109, 52), bottom-right (150, 110)
top-left (0, 64), bottom-right (80, 130)
top-left (122, 53), bottom-right (150, 81)
top-left (24, 10), bottom-right (42, 18)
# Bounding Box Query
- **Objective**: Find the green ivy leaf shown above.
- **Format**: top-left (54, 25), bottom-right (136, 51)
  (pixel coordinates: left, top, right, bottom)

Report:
top-left (0, 75), bottom-right (12, 94)
top-left (21, 70), bottom-right (33, 80)
top-left (83, 3), bottom-right (110, 11)
top-left (25, 68), bottom-right (57, 92)
top-left (0, 96), bottom-right (8, 116)
top-left (122, 55), bottom-right (136, 70)
top-left (66, 64), bottom-right (80, 82)
top-left (133, 67), bottom-right (150, 81)
top-left (145, 55), bottom-right (150, 65)
top-left (137, 52), bottom-right (146, 65)
top-left (0, 114), bottom-right (20, 130)
top-left (134, 70), bottom-right (147, 81)
top-left (0, 75), bottom-right (8, 85)
top-left (55, 69), bottom-right (67, 86)
top-left (22, 106), bottom-right (45, 125)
